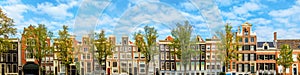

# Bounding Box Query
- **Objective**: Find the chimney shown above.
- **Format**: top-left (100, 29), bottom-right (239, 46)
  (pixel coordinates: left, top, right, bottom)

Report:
top-left (238, 26), bottom-right (240, 34)
top-left (274, 32), bottom-right (277, 42)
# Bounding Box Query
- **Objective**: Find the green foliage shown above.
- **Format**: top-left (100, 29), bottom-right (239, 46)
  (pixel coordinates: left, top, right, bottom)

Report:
top-left (216, 23), bottom-right (240, 72)
top-left (0, 8), bottom-right (17, 53)
top-left (57, 25), bottom-right (73, 75)
top-left (134, 26), bottom-right (158, 63)
top-left (276, 44), bottom-right (293, 74)
top-left (170, 21), bottom-right (198, 74)
top-left (134, 26), bottom-right (158, 75)
top-left (94, 30), bottom-right (113, 71)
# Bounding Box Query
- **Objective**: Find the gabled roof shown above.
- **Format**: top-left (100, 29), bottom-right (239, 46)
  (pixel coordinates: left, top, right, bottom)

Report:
top-left (165, 36), bottom-right (173, 41)
top-left (196, 35), bottom-right (204, 42)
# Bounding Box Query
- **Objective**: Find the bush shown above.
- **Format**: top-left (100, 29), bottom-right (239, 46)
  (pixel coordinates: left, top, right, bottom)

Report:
top-left (219, 72), bottom-right (226, 75)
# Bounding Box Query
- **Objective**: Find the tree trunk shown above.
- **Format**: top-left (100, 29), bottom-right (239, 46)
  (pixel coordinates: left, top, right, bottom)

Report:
top-left (283, 67), bottom-right (286, 75)
top-left (146, 63), bottom-right (149, 75)
top-left (184, 65), bottom-right (187, 75)
top-left (39, 60), bottom-right (42, 75)
top-left (66, 64), bottom-right (69, 75)
top-left (100, 63), bottom-right (102, 75)
top-left (225, 62), bottom-right (228, 72)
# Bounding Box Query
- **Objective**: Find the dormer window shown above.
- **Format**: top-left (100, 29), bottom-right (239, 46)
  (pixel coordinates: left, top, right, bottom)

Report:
top-left (244, 28), bottom-right (248, 35)
top-left (264, 46), bottom-right (268, 50)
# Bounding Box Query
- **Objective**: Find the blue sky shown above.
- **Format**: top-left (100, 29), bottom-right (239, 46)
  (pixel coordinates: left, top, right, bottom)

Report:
top-left (1, 0), bottom-right (300, 42)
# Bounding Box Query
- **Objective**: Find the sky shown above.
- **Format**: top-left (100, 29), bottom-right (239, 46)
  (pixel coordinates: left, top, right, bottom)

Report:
top-left (1, 0), bottom-right (300, 42)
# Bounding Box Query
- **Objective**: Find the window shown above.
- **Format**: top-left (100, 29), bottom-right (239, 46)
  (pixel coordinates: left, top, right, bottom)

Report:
top-left (206, 46), bottom-right (210, 51)
top-left (244, 54), bottom-right (248, 61)
top-left (26, 48), bottom-right (33, 59)
top-left (82, 54), bottom-right (86, 59)
top-left (232, 62), bottom-right (236, 69)
top-left (196, 62), bottom-right (200, 70)
top-left (87, 62), bottom-right (91, 72)
top-left (271, 63), bottom-right (275, 70)
top-left (238, 64), bottom-right (242, 72)
top-left (211, 45), bottom-right (216, 51)
top-left (244, 29), bottom-right (248, 35)
top-left (264, 46), bottom-right (268, 50)
top-left (239, 38), bottom-right (242, 42)
top-left (239, 46), bottom-right (242, 51)
top-left (134, 53), bottom-right (139, 58)
top-left (127, 53), bottom-right (131, 59)
top-left (166, 53), bottom-right (170, 60)
top-left (161, 62), bottom-right (165, 70)
top-left (87, 54), bottom-right (90, 59)
top-left (12, 54), bottom-right (17, 62)
top-left (7, 64), bottom-right (11, 73)
top-left (259, 55), bottom-right (264, 60)
top-left (84, 48), bottom-right (88, 52)
top-left (244, 45), bottom-right (250, 50)
top-left (7, 54), bottom-right (10, 62)
top-left (238, 54), bottom-right (242, 61)
top-left (201, 45), bottom-right (205, 51)
top-left (217, 65), bottom-right (220, 69)
top-left (201, 62), bottom-right (205, 70)
top-left (121, 53), bottom-right (125, 59)
top-left (245, 38), bottom-right (249, 43)
top-left (171, 53), bottom-right (175, 60)
top-left (166, 62), bottom-right (170, 70)
top-left (250, 46), bottom-right (254, 51)
top-left (259, 63), bottom-right (264, 70)
top-left (13, 64), bottom-right (17, 73)
top-left (207, 65), bottom-right (210, 69)
top-left (160, 45), bottom-right (164, 51)
top-left (171, 62), bottom-right (175, 70)
top-left (245, 64), bottom-right (248, 72)
top-left (191, 62), bottom-right (195, 70)
top-left (265, 55), bottom-right (269, 60)
top-left (251, 37), bottom-right (254, 42)
top-left (12, 44), bottom-right (17, 50)
top-left (113, 54), bottom-right (118, 59)
top-left (113, 62), bottom-right (117, 67)
top-left (264, 63), bottom-right (268, 70)
top-left (250, 54), bottom-right (254, 61)
top-left (176, 62), bottom-right (181, 71)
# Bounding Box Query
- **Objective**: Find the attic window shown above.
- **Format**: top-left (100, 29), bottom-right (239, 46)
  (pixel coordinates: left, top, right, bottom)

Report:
top-left (244, 29), bottom-right (249, 36)
top-left (264, 46), bottom-right (268, 50)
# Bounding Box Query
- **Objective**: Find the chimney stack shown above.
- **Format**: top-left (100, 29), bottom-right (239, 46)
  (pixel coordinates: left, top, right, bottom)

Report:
top-left (238, 26), bottom-right (240, 34)
top-left (274, 32), bottom-right (277, 42)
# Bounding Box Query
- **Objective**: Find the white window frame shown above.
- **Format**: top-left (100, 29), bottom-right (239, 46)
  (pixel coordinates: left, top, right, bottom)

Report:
top-left (250, 46), bottom-right (254, 51)
top-left (244, 54), bottom-right (248, 61)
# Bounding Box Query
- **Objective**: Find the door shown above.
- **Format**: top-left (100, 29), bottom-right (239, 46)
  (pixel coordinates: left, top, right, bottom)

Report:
top-left (292, 64), bottom-right (298, 75)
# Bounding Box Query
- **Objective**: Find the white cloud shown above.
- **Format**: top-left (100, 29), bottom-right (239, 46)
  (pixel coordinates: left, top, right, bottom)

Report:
top-left (248, 18), bottom-right (271, 25)
top-left (35, 1), bottom-right (79, 20)
top-left (180, 2), bottom-right (197, 11)
top-left (232, 2), bottom-right (261, 15)
top-left (1, 1), bottom-right (32, 24)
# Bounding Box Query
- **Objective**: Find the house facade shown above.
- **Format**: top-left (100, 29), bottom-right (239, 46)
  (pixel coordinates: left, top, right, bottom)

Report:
top-left (0, 38), bottom-right (20, 75)
top-left (159, 36), bottom-right (206, 75)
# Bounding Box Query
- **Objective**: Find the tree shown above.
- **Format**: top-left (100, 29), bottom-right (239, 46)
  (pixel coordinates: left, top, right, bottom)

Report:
top-left (57, 25), bottom-right (73, 75)
top-left (276, 44), bottom-right (294, 75)
top-left (170, 21), bottom-right (198, 75)
top-left (94, 30), bottom-right (113, 75)
top-left (216, 23), bottom-right (240, 72)
top-left (0, 8), bottom-right (17, 53)
top-left (134, 26), bottom-right (158, 75)
top-left (22, 24), bottom-right (53, 75)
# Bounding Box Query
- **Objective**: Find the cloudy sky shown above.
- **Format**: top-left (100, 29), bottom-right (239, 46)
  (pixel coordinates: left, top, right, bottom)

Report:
top-left (1, 0), bottom-right (299, 42)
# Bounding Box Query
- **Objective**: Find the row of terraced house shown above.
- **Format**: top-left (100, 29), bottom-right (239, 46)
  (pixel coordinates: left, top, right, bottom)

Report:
top-left (0, 22), bottom-right (300, 75)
